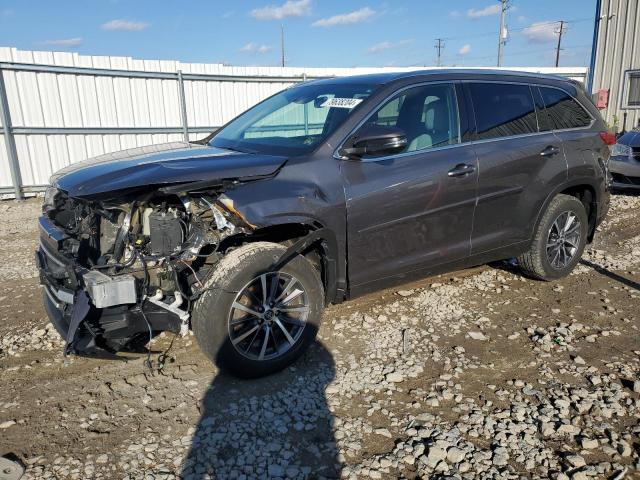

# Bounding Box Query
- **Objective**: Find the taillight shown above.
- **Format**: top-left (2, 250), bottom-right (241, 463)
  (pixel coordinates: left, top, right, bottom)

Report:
top-left (599, 131), bottom-right (617, 145)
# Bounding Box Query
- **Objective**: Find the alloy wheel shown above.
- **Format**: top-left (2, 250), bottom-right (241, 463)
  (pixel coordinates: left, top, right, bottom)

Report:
top-left (546, 211), bottom-right (581, 269)
top-left (228, 272), bottom-right (309, 361)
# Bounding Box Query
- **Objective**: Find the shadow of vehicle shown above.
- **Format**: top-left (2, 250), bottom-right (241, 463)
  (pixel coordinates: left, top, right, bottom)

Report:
top-left (181, 341), bottom-right (341, 479)
top-left (580, 259), bottom-right (640, 291)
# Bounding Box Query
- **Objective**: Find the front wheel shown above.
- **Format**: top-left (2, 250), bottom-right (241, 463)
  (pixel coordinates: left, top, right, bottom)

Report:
top-left (192, 242), bottom-right (324, 378)
top-left (517, 194), bottom-right (588, 281)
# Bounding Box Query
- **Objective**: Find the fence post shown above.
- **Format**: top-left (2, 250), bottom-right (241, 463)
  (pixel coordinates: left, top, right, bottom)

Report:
top-left (177, 70), bottom-right (189, 143)
top-left (0, 66), bottom-right (23, 200)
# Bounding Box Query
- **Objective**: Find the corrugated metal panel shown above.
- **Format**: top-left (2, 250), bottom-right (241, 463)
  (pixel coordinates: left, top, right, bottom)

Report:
top-left (592, 0), bottom-right (640, 129)
top-left (0, 46), bottom-right (588, 194)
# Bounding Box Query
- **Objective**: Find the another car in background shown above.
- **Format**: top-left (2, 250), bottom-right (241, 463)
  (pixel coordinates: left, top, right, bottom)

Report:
top-left (609, 129), bottom-right (640, 191)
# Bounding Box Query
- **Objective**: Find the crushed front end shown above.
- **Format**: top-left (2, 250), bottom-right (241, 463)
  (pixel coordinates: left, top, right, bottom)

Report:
top-left (36, 186), bottom-right (252, 356)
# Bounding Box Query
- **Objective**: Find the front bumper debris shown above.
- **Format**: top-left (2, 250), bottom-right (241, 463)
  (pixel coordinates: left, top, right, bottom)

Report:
top-left (36, 215), bottom-right (183, 357)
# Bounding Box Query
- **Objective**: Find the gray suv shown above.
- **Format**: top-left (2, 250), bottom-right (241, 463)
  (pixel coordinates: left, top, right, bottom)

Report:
top-left (37, 69), bottom-right (611, 377)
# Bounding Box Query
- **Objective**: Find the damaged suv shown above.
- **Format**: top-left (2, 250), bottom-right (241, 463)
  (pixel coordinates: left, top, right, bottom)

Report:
top-left (37, 70), bottom-right (610, 377)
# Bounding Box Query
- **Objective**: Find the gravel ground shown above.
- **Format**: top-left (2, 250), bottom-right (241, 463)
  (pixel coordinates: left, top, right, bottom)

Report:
top-left (0, 195), bottom-right (639, 480)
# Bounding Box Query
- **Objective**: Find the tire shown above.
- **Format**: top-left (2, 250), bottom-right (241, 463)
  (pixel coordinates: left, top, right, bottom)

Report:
top-left (192, 242), bottom-right (324, 378)
top-left (517, 194), bottom-right (588, 281)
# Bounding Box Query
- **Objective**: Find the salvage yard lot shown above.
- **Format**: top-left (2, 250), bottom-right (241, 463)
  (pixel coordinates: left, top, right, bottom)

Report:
top-left (0, 195), bottom-right (639, 480)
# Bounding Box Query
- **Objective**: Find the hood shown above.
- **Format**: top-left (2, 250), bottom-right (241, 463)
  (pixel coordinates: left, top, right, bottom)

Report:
top-left (617, 130), bottom-right (640, 147)
top-left (53, 142), bottom-right (287, 198)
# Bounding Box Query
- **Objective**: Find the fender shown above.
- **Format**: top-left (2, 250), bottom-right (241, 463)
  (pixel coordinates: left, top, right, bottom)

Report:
top-left (532, 176), bottom-right (604, 243)
top-left (272, 227), bottom-right (341, 305)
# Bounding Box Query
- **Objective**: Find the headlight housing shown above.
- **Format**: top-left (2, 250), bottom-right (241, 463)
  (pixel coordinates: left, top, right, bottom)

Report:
top-left (43, 185), bottom-right (59, 211)
top-left (610, 143), bottom-right (632, 158)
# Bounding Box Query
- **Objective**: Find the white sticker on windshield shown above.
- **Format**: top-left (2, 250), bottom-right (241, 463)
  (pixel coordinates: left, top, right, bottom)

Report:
top-left (320, 97), bottom-right (363, 109)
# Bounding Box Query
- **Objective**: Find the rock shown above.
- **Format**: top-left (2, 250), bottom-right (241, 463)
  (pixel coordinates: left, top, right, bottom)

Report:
top-left (267, 464), bottom-right (284, 477)
top-left (580, 438), bottom-right (599, 449)
top-left (0, 420), bottom-right (16, 429)
top-left (426, 446), bottom-right (447, 467)
top-left (492, 447), bottom-right (509, 466)
top-left (572, 355), bottom-right (586, 365)
top-left (565, 454), bottom-right (586, 468)
top-left (374, 428), bottom-right (392, 438)
top-left (386, 372), bottom-right (404, 383)
top-left (468, 332), bottom-right (488, 341)
top-left (633, 380), bottom-right (640, 393)
top-left (95, 454), bottom-right (108, 464)
top-left (446, 447), bottom-right (465, 464)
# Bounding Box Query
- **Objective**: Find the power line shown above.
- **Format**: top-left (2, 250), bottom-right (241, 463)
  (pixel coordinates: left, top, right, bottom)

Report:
top-left (442, 17), bottom-right (592, 42)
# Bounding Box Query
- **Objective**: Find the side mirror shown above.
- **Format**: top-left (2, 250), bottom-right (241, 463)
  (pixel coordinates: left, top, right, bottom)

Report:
top-left (340, 124), bottom-right (407, 159)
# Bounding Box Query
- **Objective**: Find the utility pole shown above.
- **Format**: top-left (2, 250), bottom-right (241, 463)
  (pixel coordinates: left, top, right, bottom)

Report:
top-left (434, 38), bottom-right (445, 67)
top-left (280, 24), bottom-right (285, 67)
top-left (497, 0), bottom-right (509, 67)
top-left (555, 20), bottom-right (565, 67)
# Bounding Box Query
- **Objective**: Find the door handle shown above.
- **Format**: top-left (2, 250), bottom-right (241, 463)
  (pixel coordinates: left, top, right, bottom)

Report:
top-left (540, 145), bottom-right (560, 157)
top-left (448, 163), bottom-right (476, 177)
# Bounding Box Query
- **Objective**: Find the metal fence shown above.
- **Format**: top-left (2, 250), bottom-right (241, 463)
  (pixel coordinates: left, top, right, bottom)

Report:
top-left (0, 47), bottom-right (588, 199)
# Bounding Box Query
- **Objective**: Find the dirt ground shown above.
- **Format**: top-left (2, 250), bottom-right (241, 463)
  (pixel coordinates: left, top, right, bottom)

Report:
top-left (0, 194), bottom-right (639, 480)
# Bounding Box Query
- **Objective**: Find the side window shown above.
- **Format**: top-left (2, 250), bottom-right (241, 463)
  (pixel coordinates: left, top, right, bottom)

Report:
top-left (364, 83), bottom-right (460, 154)
top-left (469, 83), bottom-right (538, 140)
top-left (539, 86), bottom-right (592, 130)
top-left (533, 87), bottom-right (554, 132)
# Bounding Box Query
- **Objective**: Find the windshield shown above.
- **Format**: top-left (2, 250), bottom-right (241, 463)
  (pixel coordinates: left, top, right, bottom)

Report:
top-left (210, 82), bottom-right (378, 155)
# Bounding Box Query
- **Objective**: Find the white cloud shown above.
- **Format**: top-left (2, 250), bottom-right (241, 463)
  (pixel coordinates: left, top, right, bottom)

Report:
top-left (449, 10), bottom-right (461, 18)
top-left (222, 11), bottom-right (235, 19)
top-left (240, 42), bottom-right (272, 54)
top-left (459, 44), bottom-right (471, 55)
top-left (251, 0), bottom-right (311, 20)
top-left (368, 39), bottom-right (412, 54)
top-left (517, 15), bottom-right (527, 23)
top-left (312, 7), bottom-right (375, 27)
top-left (522, 21), bottom-right (561, 43)
top-left (38, 37), bottom-right (83, 47)
top-left (467, 4), bottom-right (501, 18)
top-left (101, 19), bottom-right (149, 31)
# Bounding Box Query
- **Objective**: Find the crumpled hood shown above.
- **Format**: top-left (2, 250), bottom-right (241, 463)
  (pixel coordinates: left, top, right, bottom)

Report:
top-left (53, 142), bottom-right (287, 197)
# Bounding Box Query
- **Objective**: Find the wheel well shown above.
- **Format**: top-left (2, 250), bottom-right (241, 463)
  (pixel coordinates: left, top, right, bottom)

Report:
top-left (559, 185), bottom-right (597, 240)
top-left (225, 223), bottom-right (329, 296)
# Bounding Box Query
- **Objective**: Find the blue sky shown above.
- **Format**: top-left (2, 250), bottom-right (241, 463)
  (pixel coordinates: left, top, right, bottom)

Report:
top-left (0, 0), bottom-right (597, 68)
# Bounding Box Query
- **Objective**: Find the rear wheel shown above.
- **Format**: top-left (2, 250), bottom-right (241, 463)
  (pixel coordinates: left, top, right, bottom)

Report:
top-left (192, 242), bottom-right (324, 377)
top-left (517, 194), bottom-right (588, 280)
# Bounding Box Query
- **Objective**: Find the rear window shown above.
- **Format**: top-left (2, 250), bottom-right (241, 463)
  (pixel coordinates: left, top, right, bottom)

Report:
top-left (538, 86), bottom-right (592, 130)
top-left (469, 83), bottom-right (538, 140)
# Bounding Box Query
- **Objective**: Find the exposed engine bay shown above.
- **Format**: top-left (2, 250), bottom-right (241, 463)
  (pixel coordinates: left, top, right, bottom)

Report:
top-left (38, 186), bottom-right (256, 356)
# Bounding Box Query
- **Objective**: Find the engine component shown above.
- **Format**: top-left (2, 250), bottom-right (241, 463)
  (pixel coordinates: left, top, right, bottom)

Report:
top-left (83, 270), bottom-right (137, 308)
top-left (147, 289), bottom-right (190, 336)
top-left (99, 215), bottom-right (120, 255)
top-left (149, 210), bottom-right (183, 256)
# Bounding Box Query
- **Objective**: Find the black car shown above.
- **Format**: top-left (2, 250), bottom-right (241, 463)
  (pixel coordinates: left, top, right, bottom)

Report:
top-left (609, 129), bottom-right (640, 191)
top-left (37, 69), bottom-right (611, 377)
